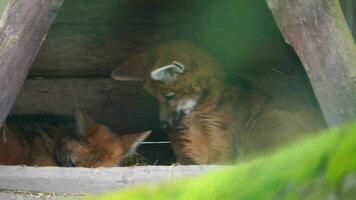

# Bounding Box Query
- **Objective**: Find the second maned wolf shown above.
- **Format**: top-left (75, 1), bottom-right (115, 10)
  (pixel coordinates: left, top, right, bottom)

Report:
top-left (111, 41), bottom-right (325, 164)
top-left (0, 111), bottom-right (150, 167)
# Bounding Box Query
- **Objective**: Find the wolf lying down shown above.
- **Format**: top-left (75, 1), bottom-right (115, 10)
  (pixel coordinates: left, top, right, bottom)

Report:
top-left (0, 111), bottom-right (150, 167)
top-left (112, 41), bottom-right (326, 164)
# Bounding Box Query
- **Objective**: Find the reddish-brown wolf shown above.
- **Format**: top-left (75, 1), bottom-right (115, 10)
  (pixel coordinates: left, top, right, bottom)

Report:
top-left (0, 111), bottom-right (151, 167)
top-left (111, 41), bottom-right (325, 164)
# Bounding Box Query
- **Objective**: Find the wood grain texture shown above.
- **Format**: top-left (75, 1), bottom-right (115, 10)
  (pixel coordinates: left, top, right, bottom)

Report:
top-left (0, 0), bottom-right (64, 126)
top-left (11, 78), bottom-right (159, 135)
top-left (266, 0), bottom-right (356, 127)
top-left (0, 165), bottom-right (220, 194)
top-left (28, 0), bottom-right (197, 78)
top-left (28, 24), bottom-right (180, 78)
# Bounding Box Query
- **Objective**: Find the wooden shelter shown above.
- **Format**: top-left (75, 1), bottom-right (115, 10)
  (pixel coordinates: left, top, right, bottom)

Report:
top-left (0, 0), bottom-right (355, 198)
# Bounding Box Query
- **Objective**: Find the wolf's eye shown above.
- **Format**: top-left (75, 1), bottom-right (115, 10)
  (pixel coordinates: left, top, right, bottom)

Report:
top-left (164, 93), bottom-right (176, 101)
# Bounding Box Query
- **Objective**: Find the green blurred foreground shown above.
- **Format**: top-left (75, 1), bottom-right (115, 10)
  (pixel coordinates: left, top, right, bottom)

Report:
top-left (88, 123), bottom-right (356, 200)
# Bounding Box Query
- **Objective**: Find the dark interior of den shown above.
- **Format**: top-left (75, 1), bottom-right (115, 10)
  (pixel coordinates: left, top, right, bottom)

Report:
top-left (6, 0), bottom-right (354, 166)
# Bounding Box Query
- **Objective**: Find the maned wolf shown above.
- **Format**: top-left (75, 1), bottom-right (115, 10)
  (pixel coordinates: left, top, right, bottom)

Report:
top-left (111, 41), bottom-right (325, 164)
top-left (0, 111), bottom-right (151, 167)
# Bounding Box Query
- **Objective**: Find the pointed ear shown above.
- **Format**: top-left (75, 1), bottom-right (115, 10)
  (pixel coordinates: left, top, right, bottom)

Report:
top-left (111, 54), bottom-right (152, 81)
top-left (75, 110), bottom-right (99, 139)
top-left (120, 130), bottom-right (151, 157)
top-left (150, 61), bottom-right (185, 82)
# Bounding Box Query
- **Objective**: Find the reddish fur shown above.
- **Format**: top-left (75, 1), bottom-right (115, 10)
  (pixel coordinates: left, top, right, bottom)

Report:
top-left (112, 41), bottom-right (326, 164)
top-left (0, 126), bottom-right (30, 165)
top-left (64, 126), bottom-right (130, 168)
top-left (0, 114), bottom-right (150, 167)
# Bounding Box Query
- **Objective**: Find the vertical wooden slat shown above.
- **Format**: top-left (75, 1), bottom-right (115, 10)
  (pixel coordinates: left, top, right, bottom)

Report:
top-left (0, 0), bottom-right (64, 126)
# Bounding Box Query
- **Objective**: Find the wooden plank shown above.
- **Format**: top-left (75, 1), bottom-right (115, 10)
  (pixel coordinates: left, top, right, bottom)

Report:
top-left (266, 0), bottom-right (356, 127)
top-left (340, 0), bottom-right (355, 38)
top-left (0, 165), bottom-right (219, 194)
top-left (28, 0), bottom-right (296, 78)
top-left (28, 24), bottom-right (180, 78)
top-left (0, 0), bottom-right (64, 126)
top-left (27, 0), bottom-right (201, 78)
top-left (53, 0), bottom-right (200, 25)
top-left (11, 78), bottom-right (160, 135)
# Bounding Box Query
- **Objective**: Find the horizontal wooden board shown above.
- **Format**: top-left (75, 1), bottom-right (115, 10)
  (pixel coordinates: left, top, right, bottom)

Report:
top-left (12, 75), bottom-right (324, 133)
top-left (11, 78), bottom-right (159, 135)
top-left (28, 0), bottom-right (202, 77)
top-left (28, 0), bottom-right (297, 78)
top-left (54, 0), bottom-right (200, 25)
top-left (0, 165), bottom-right (220, 194)
top-left (29, 24), bottom-right (185, 78)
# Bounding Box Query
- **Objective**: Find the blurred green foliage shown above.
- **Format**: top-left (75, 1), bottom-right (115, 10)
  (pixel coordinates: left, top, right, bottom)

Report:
top-left (87, 122), bottom-right (356, 200)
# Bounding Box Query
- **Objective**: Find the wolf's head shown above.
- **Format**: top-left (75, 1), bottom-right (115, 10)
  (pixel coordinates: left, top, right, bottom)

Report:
top-left (56, 111), bottom-right (151, 167)
top-left (111, 41), bottom-right (224, 130)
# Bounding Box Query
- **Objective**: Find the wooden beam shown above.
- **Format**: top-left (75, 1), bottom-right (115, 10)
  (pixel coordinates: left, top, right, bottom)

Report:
top-left (0, 165), bottom-right (219, 194)
top-left (11, 78), bottom-right (160, 135)
top-left (266, 0), bottom-right (356, 127)
top-left (0, 0), bottom-right (64, 126)
top-left (28, 0), bottom-right (201, 78)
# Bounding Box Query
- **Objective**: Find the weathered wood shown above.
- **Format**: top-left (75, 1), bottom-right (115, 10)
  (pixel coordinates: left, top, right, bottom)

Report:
top-left (0, 0), bottom-right (64, 126)
top-left (28, 25), bottom-right (172, 78)
top-left (27, 0), bottom-right (295, 78)
top-left (54, 0), bottom-right (200, 25)
top-left (28, 0), bottom-right (199, 78)
top-left (266, 0), bottom-right (356, 127)
top-left (11, 78), bottom-right (159, 135)
top-left (0, 165), bottom-right (220, 194)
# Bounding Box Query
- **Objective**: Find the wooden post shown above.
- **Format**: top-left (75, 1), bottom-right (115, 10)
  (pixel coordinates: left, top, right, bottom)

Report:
top-left (266, 0), bottom-right (356, 127)
top-left (0, 0), bottom-right (63, 126)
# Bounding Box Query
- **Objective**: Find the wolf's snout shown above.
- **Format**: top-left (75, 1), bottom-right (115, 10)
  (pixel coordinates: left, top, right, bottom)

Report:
top-left (159, 121), bottom-right (170, 131)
